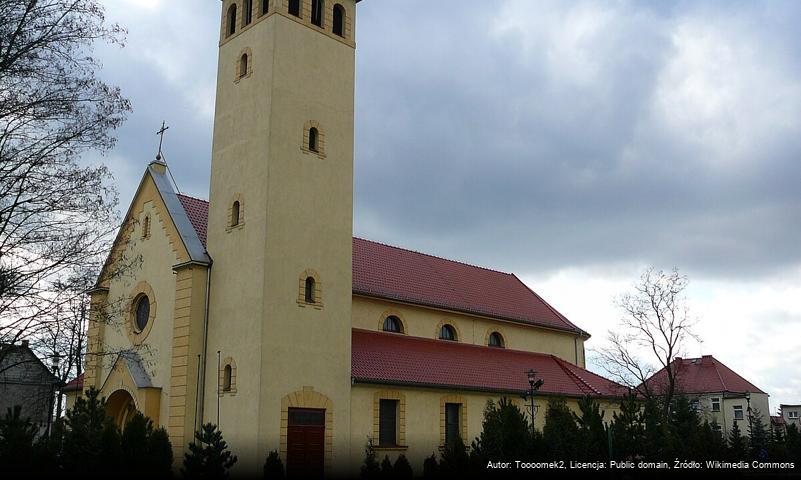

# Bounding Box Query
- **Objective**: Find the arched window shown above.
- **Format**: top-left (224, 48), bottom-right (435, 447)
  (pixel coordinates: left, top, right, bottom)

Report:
top-left (332, 4), bottom-right (345, 37)
top-left (243, 0), bottom-right (253, 26)
top-left (311, 0), bottom-right (324, 27)
top-left (439, 324), bottom-right (457, 341)
top-left (288, 0), bottom-right (301, 17)
top-left (304, 276), bottom-right (315, 303)
top-left (308, 127), bottom-right (319, 152)
top-left (231, 200), bottom-right (241, 226)
top-left (261, 0), bottom-right (269, 15)
top-left (239, 54), bottom-right (249, 78)
top-left (383, 316), bottom-right (402, 333)
top-left (223, 365), bottom-right (232, 391)
top-left (227, 4), bottom-right (237, 37)
top-left (488, 332), bottom-right (504, 348)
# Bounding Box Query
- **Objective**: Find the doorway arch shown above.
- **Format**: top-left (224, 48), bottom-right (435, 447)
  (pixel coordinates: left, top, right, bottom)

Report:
top-left (106, 389), bottom-right (138, 429)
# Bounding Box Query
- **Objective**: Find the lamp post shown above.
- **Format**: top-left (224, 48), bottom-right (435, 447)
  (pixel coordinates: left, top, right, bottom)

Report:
top-left (521, 369), bottom-right (544, 438)
top-left (745, 391), bottom-right (753, 435)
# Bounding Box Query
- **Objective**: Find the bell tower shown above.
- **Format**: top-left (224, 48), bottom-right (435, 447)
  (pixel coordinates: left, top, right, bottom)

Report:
top-left (204, 0), bottom-right (358, 474)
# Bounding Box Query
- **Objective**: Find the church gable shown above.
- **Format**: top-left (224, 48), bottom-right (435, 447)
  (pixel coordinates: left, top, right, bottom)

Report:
top-left (96, 162), bottom-right (209, 289)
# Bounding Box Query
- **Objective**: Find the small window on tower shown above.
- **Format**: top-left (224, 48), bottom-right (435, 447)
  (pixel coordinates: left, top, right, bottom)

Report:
top-left (223, 365), bottom-right (232, 392)
top-left (288, 0), bottom-right (301, 17)
top-left (239, 54), bottom-right (249, 78)
top-left (261, 0), bottom-right (269, 16)
top-left (332, 4), bottom-right (345, 37)
top-left (308, 127), bottom-right (319, 152)
top-left (243, 0), bottom-right (253, 26)
top-left (142, 215), bottom-right (151, 239)
top-left (305, 277), bottom-right (316, 303)
top-left (227, 4), bottom-right (237, 37)
top-left (311, 0), bottom-right (324, 27)
top-left (231, 201), bottom-right (241, 226)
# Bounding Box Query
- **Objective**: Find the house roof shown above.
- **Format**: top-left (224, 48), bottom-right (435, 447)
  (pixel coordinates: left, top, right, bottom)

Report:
top-left (351, 329), bottom-right (625, 398)
top-left (643, 355), bottom-right (766, 396)
top-left (174, 196), bottom-right (586, 335)
top-left (62, 373), bottom-right (84, 392)
top-left (771, 415), bottom-right (785, 425)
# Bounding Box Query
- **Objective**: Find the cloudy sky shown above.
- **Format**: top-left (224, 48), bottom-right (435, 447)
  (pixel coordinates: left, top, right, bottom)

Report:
top-left (94, 0), bottom-right (801, 411)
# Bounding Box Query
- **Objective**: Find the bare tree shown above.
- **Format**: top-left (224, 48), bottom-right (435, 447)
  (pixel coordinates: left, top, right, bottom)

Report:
top-left (0, 0), bottom-right (130, 369)
top-left (597, 267), bottom-right (700, 414)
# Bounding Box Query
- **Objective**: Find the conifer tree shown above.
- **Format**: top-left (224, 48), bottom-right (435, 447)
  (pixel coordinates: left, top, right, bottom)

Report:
top-left (573, 396), bottom-right (607, 461)
top-left (472, 398), bottom-right (531, 463)
top-left (182, 423), bottom-right (238, 479)
top-left (393, 454), bottom-right (414, 480)
top-left (439, 435), bottom-right (470, 475)
top-left (0, 406), bottom-right (38, 473)
top-left (62, 387), bottom-right (120, 474)
top-left (747, 409), bottom-right (769, 460)
top-left (542, 397), bottom-right (579, 460)
top-left (121, 412), bottom-right (152, 473)
top-left (147, 426), bottom-right (174, 477)
top-left (728, 421), bottom-right (747, 460)
top-left (785, 424), bottom-right (801, 465)
top-left (422, 453), bottom-right (439, 479)
top-left (379, 454), bottom-right (394, 479)
top-left (669, 396), bottom-right (701, 460)
top-left (696, 421), bottom-right (726, 461)
top-left (610, 392), bottom-right (645, 460)
top-left (360, 437), bottom-right (380, 480)
top-left (263, 449), bottom-right (285, 479)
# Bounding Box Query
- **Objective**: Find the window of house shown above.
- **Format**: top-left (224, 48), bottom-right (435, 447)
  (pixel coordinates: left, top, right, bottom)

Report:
top-left (239, 54), bottom-right (249, 78)
top-left (379, 399), bottom-right (398, 447)
top-left (488, 332), bottom-right (504, 348)
top-left (712, 424), bottom-right (722, 433)
top-left (691, 399), bottom-right (700, 411)
top-left (309, 127), bottom-right (319, 152)
top-left (243, 0), bottom-right (253, 26)
top-left (445, 403), bottom-right (461, 446)
top-left (789, 411), bottom-right (800, 419)
top-left (305, 276), bottom-right (315, 303)
top-left (711, 397), bottom-right (721, 412)
top-left (134, 295), bottom-right (150, 332)
top-left (223, 365), bottom-right (232, 392)
top-left (734, 405), bottom-right (744, 421)
top-left (261, 0), bottom-right (269, 15)
top-left (439, 324), bottom-right (456, 341)
top-left (231, 201), bottom-right (241, 226)
top-left (288, 0), bottom-right (301, 17)
top-left (332, 4), bottom-right (345, 36)
top-left (311, 0), bottom-right (324, 27)
top-left (383, 316), bottom-right (402, 333)
top-left (227, 4), bottom-right (237, 37)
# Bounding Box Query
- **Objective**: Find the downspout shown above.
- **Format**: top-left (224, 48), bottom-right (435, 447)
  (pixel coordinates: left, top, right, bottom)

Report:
top-left (198, 264), bottom-right (213, 425)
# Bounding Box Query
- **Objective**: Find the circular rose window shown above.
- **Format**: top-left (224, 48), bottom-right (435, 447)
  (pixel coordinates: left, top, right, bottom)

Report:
top-left (134, 295), bottom-right (150, 332)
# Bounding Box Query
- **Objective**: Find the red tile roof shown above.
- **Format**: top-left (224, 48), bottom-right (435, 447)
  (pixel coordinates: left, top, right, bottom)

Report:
top-left (644, 355), bottom-right (766, 395)
top-left (352, 329), bottom-right (625, 398)
top-left (62, 373), bottom-right (84, 392)
top-left (177, 194), bottom-right (209, 247)
top-left (176, 198), bottom-right (585, 335)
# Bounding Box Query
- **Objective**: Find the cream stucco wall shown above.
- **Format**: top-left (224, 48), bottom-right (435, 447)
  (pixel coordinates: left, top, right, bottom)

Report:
top-left (349, 384), bottom-right (621, 474)
top-left (352, 296), bottom-right (587, 367)
top-left (692, 392), bottom-right (770, 436)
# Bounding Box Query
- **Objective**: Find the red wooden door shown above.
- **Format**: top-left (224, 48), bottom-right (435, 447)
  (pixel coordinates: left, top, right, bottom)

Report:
top-left (287, 408), bottom-right (325, 479)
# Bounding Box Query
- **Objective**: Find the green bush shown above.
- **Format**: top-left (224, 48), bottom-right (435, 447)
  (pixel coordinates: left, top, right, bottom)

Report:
top-left (182, 423), bottom-right (238, 479)
top-left (263, 449), bottom-right (284, 479)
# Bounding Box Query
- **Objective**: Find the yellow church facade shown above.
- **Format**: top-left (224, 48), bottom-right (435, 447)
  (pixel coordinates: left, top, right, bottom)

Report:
top-left (78, 1), bottom-right (627, 477)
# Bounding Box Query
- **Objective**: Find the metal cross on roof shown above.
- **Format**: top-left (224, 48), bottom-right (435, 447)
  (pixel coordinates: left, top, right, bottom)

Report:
top-left (155, 121), bottom-right (169, 162)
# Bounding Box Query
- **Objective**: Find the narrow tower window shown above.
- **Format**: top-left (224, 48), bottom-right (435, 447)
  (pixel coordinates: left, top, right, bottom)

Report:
top-left (239, 54), bottom-right (249, 78)
top-left (308, 127), bottom-right (319, 152)
top-left (332, 4), bottom-right (345, 37)
top-left (227, 4), bottom-right (237, 37)
top-left (304, 277), bottom-right (316, 303)
top-left (223, 365), bottom-right (233, 392)
top-left (243, 0), bottom-right (253, 26)
top-left (231, 201), bottom-right (241, 226)
top-left (311, 0), bottom-right (324, 27)
top-left (142, 215), bottom-right (151, 239)
top-left (261, 0), bottom-right (269, 15)
top-left (288, 0), bottom-right (301, 17)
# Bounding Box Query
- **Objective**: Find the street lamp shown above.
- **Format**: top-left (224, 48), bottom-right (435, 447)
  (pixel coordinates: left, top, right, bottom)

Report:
top-left (521, 369), bottom-right (544, 438)
top-left (745, 391), bottom-right (753, 435)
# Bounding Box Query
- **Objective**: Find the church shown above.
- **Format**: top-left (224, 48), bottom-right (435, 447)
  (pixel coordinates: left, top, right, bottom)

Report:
top-left (77, 0), bottom-right (626, 477)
